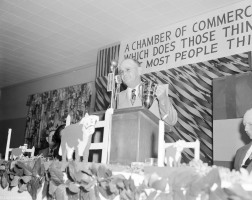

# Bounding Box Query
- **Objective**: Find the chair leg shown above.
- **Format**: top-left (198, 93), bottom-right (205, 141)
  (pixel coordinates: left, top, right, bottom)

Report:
top-left (5, 129), bottom-right (12, 161)
top-left (194, 139), bottom-right (200, 160)
top-left (158, 120), bottom-right (165, 167)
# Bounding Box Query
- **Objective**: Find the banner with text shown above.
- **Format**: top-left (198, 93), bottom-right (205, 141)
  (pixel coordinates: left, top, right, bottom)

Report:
top-left (119, 0), bottom-right (252, 74)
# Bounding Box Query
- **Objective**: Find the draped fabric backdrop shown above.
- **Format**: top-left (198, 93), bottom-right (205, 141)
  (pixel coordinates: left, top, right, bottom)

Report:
top-left (94, 44), bottom-right (251, 165)
top-left (24, 82), bottom-right (93, 149)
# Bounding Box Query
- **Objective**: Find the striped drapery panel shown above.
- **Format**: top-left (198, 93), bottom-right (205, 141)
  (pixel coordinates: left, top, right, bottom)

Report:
top-left (94, 52), bottom-right (250, 164)
top-left (95, 43), bottom-right (120, 78)
top-left (94, 76), bottom-right (110, 111)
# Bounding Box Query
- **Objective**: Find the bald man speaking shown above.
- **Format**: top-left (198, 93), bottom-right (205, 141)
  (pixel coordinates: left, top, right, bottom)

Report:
top-left (117, 58), bottom-right (177, 126)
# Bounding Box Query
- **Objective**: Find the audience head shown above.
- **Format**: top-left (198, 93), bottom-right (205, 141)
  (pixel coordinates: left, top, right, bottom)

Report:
top-left (47, 129), bottom-right (56, 148)
top-left (48, 124), bottom-right (65, 159)
top-left (52, 124), bottom-right (65, 146)
top-left (119, 58), bottom-right (142, 88)
top-left (243, 108), bottom-right (252, 139)
top-left (40, 128), bottom-right (49, 148)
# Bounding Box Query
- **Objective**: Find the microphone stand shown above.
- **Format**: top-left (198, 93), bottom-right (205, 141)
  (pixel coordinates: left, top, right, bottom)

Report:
top-left (114, 75), bottom-right (122, 108)
top-left (107, 60), bottom-right (118, 109)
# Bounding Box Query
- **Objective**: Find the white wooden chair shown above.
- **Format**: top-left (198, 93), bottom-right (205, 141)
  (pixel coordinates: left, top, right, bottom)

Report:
top-left (158, 120), bottom-right (200, 167)
top-left (23, 146), bottom-right (35, 157)
top-left (89, 108), bottom-right (114, 164)
top-left (5, 129), bottom-right (35, 161)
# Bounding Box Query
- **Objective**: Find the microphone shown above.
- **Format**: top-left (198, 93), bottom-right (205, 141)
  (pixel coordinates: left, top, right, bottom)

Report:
top-left (107, 60), bottom-right (118, 92)
top-left (115, 75), bottom-right (122, 84)
top-left (114, 75), bottom-right (122, 109)
top-left (110, 60), bottom-right (118, 72)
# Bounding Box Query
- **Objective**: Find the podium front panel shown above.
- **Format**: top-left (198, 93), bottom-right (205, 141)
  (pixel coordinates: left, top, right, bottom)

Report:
top-left (110, 107), bottom-right (159, 165)
top-left (138, 112), bottom-right (159, 161)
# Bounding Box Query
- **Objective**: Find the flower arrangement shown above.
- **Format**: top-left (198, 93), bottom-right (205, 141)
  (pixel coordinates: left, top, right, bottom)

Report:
top-left (1, 157), bottom-right (252, 200)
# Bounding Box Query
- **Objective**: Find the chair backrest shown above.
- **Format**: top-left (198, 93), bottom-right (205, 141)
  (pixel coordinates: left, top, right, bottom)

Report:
top-left (158, 120), bottom-right (200, 167)
top-left (89, 108), bottom-right (114, 164)
top-left (23, 146), bottom-right (35, 157)
top-left (5, 128), bottom-right (35, 160)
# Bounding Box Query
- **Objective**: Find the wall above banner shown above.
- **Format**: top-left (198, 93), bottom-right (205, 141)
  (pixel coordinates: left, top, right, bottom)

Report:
top-left (119, 0), bottom-right (252, 74)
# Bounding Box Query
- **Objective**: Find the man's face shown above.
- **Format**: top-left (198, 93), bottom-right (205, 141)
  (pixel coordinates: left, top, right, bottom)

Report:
top-left (243, 110), bottom-right (252, 139)
top-left (119, 59), bottom-right (141, 88)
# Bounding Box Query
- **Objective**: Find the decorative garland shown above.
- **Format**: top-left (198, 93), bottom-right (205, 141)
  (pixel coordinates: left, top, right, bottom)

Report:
top-left (1, 158), bottom-right (252, 200)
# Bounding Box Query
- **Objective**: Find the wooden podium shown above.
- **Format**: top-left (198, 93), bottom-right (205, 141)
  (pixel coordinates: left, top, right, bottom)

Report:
top-left (109, 106), bottom-right (160, 165)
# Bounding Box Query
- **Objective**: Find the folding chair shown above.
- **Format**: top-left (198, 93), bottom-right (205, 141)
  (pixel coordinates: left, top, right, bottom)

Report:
top-left (158, 120), bottom-right (200, 167)
top-left (89, 108), bottom-right (114, 164)
top-left (5, 129), bottom-right (35, 161)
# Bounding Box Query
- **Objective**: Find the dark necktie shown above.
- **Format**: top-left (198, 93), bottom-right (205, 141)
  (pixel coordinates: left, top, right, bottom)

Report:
top-left (131, 89), bottom-right (136, 105)
top-left (242, 154), bottom-right (252, 168)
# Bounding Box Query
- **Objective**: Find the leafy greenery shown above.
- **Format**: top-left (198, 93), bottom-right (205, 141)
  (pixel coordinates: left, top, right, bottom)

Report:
top-left (0, 158), bottom-right (146, 200)
top-left (1, 158), bottom-right (252, 200)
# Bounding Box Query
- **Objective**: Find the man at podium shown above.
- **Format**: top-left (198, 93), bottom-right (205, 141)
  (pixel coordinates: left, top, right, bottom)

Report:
top-left (117, 58), bottom-right (177, 126)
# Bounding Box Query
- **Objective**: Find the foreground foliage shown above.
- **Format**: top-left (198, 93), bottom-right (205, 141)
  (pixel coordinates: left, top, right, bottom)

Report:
top-left (1, 158), bottom-right (252, 200)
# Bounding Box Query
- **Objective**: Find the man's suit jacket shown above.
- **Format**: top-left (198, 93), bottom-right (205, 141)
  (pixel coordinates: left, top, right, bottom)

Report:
top-left (234, 142), bottom-right (252, 172)
top-left (118, 87), bottom-right (160, 112)
top-left (117, 87), bottom-right (177, 126)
